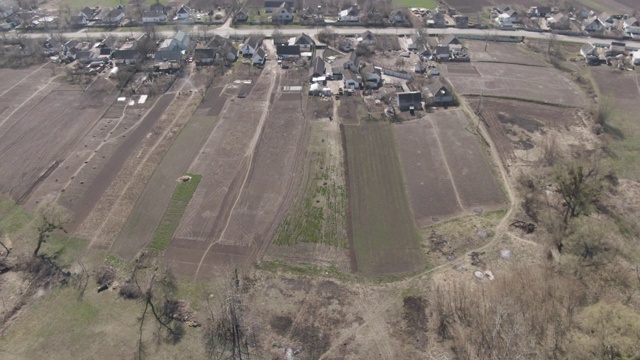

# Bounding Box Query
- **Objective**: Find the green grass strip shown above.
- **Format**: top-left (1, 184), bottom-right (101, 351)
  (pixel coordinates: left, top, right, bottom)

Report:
top-left (149, 174), bottom-right (201, 250)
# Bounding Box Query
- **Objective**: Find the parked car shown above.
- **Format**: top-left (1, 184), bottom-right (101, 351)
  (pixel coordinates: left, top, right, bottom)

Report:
top-left (237, 92), bottom-right (247, 98)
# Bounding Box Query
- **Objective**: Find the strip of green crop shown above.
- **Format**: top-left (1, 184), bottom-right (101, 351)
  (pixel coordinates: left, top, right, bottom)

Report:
top-left (149, 174), bottom-right (201, 250)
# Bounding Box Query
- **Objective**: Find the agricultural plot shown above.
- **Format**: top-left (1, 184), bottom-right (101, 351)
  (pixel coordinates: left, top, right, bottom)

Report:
top-left (166, 62), bottom-right (309, 278)
top-left (432, 110), bottom-right (505, 209)
top-left (591, 68), bottom-right (640, 178)
top-left (396, 110), bottom-right (505, 227)
top-left (466, 41), bottom-right (548, 67)
top-left (274, 121), bottom-right (347, 248)
top-left (442, 62), bottom-right (585, 106)
top-left (466, 97), bottom-right (592, 169)
top-left (166, 73), bottom-right (277, 275)
top-left (110, 107), bottom-right (221, 258)
top-left (444, 0), bottom-right (491, 13)
top-left (343, 123), bottom-right (424, 275)
top-left (55, 94), bottom-right (172, 232)
top-left (445, 0), bottom-right (544, 13)
top-left (0, 76), bottom-right (115, 204)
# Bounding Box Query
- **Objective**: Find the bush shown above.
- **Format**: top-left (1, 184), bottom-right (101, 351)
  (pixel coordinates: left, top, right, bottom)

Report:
top-left (94, 265), bottom-right (116, 286)
top-left (119, 282), bottom-right (143, 299)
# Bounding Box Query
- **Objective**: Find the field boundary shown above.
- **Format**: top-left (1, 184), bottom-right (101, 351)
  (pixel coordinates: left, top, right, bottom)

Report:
top-left (463, 94), bottom-right (578, 108)
top-left (340, 123), bottom-right (358, 273)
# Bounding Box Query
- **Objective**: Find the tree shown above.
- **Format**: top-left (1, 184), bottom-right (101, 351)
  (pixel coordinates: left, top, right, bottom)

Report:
top-left (317, 28), bottom-right (337, 47)
top-left (568, 303), bottom-right (640, 359)
top-left (203, 269), bottom-right (253, 360)
top-left (271, 28), bottom-right (285, 45)
top-left (33, 202), bottom-right (69, 257)
top-left (555, 164), bottom-right (602, 224)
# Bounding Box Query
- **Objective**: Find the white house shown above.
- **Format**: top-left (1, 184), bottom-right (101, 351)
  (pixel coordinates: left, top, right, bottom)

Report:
top-left (343, 52), bottom-right (360, 72)
top-left (583, 16), bottom-right (605, 32)
top-left (623, 17), bottom-right (638, 29)
top-left (265, 0), bottom-right (293, 13)
top-left (175, 5), bottom-right (191, 20)
top-left (239, 36), bottom-right (262, 57)
top-left (78, 7), bottom-right (95, 20)
top-left (495, 13), bottom-right (513, 28)
top-left (0, 4), bottom-right (14, 19)
top-left (271, 2), bottom-right (293, 23)
top-left (389, 9), bottom-right (405, 23)
top-left (142, 10), bottom-right (166, 23)
top-left (252, 48), bottom-right (266, 65)
top-left (173, 30), bottom-right (190, 50)
top-left (339, 6), bottom-right (359, 22)
top-left (104, 9), bottom-right (124, 24)
top-left (633, 50), bottom-right (640, 65)
top-left (343, 71), bottom-right (361, 90)
top-left (289, 33), bottom-right (314, 51)
top-left (358, 30), bottom-right (376, 45)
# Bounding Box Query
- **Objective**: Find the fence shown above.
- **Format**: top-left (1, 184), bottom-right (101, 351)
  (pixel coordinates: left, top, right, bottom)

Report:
top-left (380, 68), bottom-right (414, 80)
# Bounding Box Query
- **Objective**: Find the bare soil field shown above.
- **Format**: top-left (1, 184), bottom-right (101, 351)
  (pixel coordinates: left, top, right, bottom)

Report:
top-left (75, 74), bottom-right (206, 250)
top-left (442, 62), bottom-right (585, 106)
top-left (0, 65), bottom-right (50, 97)
top-left (167, 61), bottom-right (309, 278)
top-left (395, 118), bottom-right (462, 225)
top-left (445, 0), bottom-right (543, 13)
top-left (433, 110), bottom-right (506, 208)
top-left (467, 97), bottom-right (595, 170)
top-left (396, 110), bottom-right (506, 227)
top-left (50, 94), bottom-right (171, 231)
top-left (591, 68), bottom-right (640, 179)
top-left (466, 41), bottom-right (547, 67)
top-left (343, 123), bottom-right (424, 276)
top-left (111, 90), bottom-right (225, 259)
top-left (0, 76), bottom-right (116, 204)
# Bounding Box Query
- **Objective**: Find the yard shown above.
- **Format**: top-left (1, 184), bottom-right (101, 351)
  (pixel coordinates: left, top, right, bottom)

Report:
top-left (343, 123), bottom-right (424, 276)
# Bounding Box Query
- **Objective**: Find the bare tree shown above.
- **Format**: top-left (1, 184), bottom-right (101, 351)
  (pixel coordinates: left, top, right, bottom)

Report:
top-left (203, 269), bottom-right (253, 360)
top-left (33, 202), bottom-right (69, 257)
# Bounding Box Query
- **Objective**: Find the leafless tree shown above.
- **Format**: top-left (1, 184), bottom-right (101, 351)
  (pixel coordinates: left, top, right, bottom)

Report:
top-left (203, 269), bottom-right (254, 360)
top-left (33, 203), bottom-right (69, 257)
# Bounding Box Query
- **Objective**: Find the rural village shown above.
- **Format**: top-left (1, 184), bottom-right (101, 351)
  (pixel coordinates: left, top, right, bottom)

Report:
top-left (1, 0), bottom-right (640, 358)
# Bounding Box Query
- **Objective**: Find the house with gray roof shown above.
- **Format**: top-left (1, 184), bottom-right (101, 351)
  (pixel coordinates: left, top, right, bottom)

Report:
top-left (397, 92), bottom-right (422, 112)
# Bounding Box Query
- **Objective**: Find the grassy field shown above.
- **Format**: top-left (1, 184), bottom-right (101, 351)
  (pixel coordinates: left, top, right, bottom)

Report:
top-left (394, 0), bottom-right (437, 8)
top-left (273, 122), bottom-right (348, 248)
top-left (0, 284), bottom-right (205, 360)
top-left (150, 174), bottom-right (202, 250)
top-left (590, 69), bottom-right (640, 179)
top-left (343, 123), bottom-right (424, 276)
top-left (0, 195), bottom-right (31, 238)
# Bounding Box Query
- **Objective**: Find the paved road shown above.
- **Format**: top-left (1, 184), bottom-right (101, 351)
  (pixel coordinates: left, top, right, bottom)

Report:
top-left (17, 23), bottom-right (640, 48)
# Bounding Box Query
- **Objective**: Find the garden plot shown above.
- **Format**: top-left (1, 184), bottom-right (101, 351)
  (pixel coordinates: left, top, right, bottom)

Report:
top-left (442, 62), bottom-right (585, 106)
